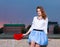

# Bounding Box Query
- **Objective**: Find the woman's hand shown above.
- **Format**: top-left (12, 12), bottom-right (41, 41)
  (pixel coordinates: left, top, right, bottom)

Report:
top-left (23, 31), bottom-right (31, 36)
top-left (23, 34), bottom-right (27, 36)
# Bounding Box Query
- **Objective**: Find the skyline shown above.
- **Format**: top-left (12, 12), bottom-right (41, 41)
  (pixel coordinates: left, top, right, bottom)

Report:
top-left (0, 0), bottom-right (60, 28)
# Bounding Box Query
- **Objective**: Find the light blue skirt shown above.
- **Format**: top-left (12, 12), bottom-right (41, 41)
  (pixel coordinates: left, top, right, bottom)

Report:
top-left (28, 30), bottom-right (48, 45)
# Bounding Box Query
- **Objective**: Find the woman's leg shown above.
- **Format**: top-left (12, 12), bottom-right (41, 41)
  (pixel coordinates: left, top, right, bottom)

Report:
top-left (30, 41), bottom-right (35, 47)
top-left (35, 43), bottom-right (40, 47)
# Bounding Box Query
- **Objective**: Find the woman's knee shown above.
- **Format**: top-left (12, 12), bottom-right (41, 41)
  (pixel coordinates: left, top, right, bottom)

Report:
top-left (35, 43), bottom-right (40, 47)
top-left (30, 41), bottom-right (35, 47)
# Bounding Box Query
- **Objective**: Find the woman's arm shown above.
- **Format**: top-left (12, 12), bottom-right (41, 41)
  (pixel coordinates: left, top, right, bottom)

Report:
top-left (23, 30), bottom-right (31, 36)
top-left (44, 17), bottom-right (48, 34)
top-left (23, 17), bottom-right (35, 36)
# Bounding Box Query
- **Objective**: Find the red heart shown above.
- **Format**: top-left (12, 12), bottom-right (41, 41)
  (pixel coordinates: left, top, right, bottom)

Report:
top-left (13, 33), bottom-right (23, 40)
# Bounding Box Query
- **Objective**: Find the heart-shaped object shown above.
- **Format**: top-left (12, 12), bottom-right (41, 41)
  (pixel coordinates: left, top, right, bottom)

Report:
top-left (13, 33), bottom-right (23, 40)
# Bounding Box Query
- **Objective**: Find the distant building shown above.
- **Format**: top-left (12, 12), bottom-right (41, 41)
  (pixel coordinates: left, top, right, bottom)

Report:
top-left (3, 24), bottom-right (25, 34)
top-left (48, 21), bottom-right (58, 34)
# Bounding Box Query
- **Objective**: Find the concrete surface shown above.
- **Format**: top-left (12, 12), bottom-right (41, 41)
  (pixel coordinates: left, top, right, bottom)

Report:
top-left (0, 39), bottom-right (60, 47)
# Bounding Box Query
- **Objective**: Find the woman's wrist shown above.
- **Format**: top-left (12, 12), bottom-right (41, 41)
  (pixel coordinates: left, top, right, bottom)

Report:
top-left (23, 30), bottom-right (31, 36)
top-left (26, 31), bottom-right (29, 35)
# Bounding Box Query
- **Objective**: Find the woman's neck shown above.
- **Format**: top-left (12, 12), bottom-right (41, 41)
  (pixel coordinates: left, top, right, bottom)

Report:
top-left (37, 16), bottom-right (43, 20)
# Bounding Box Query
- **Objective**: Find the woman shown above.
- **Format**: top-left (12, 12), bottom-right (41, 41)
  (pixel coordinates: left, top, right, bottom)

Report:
top-left (23, 6), bottom-right (48, 47)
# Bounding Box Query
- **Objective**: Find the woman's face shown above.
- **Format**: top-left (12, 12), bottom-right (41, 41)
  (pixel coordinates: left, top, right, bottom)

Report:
top-left (37, 8), bottom-right (42, 16)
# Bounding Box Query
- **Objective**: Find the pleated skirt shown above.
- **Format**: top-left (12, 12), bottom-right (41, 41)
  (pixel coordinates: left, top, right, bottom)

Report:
top-left (28, 30), bottom-right (48, 45)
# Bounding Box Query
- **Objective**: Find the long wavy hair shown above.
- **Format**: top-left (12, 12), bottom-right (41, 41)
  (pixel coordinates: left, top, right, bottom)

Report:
top-left (36, 6), bottom-right (47, 20)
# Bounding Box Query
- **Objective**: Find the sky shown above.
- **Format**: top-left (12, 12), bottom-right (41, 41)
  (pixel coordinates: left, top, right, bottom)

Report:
top-left (0, 0), bottom-right (60, 28)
